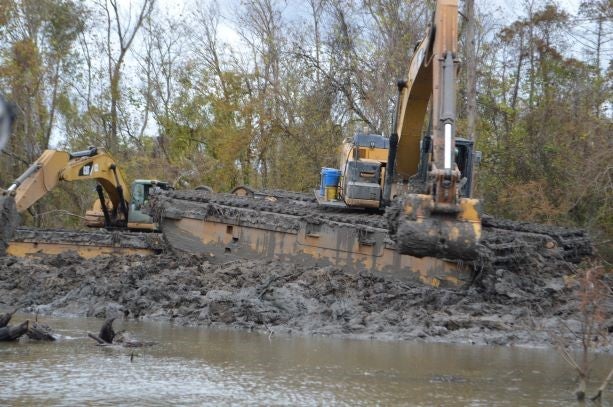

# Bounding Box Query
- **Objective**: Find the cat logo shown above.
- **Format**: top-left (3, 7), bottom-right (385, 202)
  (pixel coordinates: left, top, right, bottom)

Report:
top-left (81, 165), bottom-right (91, 176)
top-left (79, 163), bottom-right (100, 176)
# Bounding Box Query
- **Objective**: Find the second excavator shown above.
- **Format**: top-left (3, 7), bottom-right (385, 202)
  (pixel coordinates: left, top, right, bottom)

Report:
top-left (1, 146), bottom-right (170, 234)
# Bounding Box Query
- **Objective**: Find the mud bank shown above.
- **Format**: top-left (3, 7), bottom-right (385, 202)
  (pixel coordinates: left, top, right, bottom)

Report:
top-left (0, 252), bottom-right (610, 349)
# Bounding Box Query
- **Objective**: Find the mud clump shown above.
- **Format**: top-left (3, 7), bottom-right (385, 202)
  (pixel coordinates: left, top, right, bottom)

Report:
top-left (0, 251), bottom-right (610, 349)
top-left (0, 195), bottom-right (19, 256)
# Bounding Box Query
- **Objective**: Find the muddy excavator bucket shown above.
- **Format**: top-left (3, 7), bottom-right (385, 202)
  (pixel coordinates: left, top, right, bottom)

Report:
top-left (388, 194), bottom-right (481, 261)
top-left (0, 191), bottom-right (19, 255)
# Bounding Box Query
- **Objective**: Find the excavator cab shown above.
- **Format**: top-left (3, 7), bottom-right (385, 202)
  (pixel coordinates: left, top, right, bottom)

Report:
top-left (454, 138), bottom-right (477, 198)
top-left (416, 136), bottom-right (477, 198)
top-left (127, 180), bottom-right (171, 228)
top-left (86, 179), bottom-right (171, 230)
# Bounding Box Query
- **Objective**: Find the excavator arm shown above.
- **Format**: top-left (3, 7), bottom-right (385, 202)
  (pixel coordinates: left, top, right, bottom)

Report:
top-left (394, 0), bottom-right (458, 185)
top-left (387, 0), bottom-right (481, 260)
top-left (4, 147), bottom-right (130, 225)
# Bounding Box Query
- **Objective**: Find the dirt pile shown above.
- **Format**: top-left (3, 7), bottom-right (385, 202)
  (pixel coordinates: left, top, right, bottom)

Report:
top-left (0, 252), bottom-right (610, 348)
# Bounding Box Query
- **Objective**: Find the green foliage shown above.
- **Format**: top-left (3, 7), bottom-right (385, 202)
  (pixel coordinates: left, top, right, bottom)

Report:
top-left (473, 2), bottom-right (612, 255)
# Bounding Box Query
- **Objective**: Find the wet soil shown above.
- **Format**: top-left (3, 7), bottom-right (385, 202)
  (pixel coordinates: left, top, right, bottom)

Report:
top-left (11, 227), bottom-right (166, 251)
top-left (0, 252), bottom-right (610, 349)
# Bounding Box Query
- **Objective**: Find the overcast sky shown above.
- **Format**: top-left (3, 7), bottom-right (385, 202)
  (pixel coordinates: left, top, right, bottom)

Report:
top-left (168, 0), bottom-right (588, 51)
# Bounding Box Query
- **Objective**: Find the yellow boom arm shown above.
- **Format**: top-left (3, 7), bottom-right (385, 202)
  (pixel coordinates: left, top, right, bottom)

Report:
top-left (395, 0), bottom-right (458, 186)
top-left (6, 147), bottom-right (130, 218)
top-left (387, 0), bottom-right (481, 261)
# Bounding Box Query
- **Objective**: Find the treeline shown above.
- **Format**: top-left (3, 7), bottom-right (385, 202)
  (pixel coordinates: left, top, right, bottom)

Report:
top-left (0, 0), bottom-right (610, 253)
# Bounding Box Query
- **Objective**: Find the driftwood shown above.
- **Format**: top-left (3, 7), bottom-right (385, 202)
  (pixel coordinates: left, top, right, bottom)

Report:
top-left (87, 332), bottom-right (108, 345)
top-left (0, 309), bottom-right (17, 328)
top-left (87, 318), bottom-right (116, 345)
top-left (26, 322), bottom-right (56, 341)
top-left (0, 320), bottom-right (29, 341)
top-left (99, 317), bottom-right (116, 343)
top-left (87, 318), bottom-right (156, 348)
top-left (114, 331), bottom-right (156, 348)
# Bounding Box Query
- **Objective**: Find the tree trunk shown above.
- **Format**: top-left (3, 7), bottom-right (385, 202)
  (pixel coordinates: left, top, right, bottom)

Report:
top-left (0, 320), bottom-right (29, 341)
top-left (464, 0), bottom-right (477, 196)
top-left (465, 0), bottom-right (476, 141)
top-left (0, 309), bottom-right (17, 328)
top-left (99, 317), bottom-right (116, 343)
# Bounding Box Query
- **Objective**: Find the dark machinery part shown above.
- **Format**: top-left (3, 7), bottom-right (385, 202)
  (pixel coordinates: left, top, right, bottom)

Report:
top-left (96, 183), bottom-right (112, 228)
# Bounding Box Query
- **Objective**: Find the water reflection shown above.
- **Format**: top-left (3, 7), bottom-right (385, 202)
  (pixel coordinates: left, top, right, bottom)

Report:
top-left (0, 314), bottom-right (611, 406)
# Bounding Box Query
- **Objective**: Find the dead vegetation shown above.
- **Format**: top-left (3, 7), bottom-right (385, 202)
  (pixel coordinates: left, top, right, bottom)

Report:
top-left (554, 261), bottom-right (612, 401)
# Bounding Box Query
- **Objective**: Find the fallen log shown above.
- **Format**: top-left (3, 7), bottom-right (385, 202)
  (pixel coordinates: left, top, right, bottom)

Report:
top-left (115, 331), bottom-right (157, 348)
top-left (87, 332), bottom-right (108, 345)
top-left (0, 320), bottom-right (29, 341)
top-left (27, 322), bottom-right (56, 341)
top-left (87, 318), bottom-right (117, 345)
top-left (99, 317), bottom-right (116, 343)
top-left (87, 318), bottom-right (156, 348)
top-left (0, 308), bottom-right (17, 328)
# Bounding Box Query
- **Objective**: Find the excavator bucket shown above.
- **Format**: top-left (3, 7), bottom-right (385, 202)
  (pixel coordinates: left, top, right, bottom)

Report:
top-left (388, 194), bottom-right (481, 261)
top-left (0, 191), bottom-right (19, 255)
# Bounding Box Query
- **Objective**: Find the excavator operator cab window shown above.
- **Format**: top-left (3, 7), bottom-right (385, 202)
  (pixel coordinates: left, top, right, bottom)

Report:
top-left (131, 183), bottom-right (148, 210)
top-left (143, 184), bottom-right (153, 203)
top-left (455, 138), bottom-right (474, 197)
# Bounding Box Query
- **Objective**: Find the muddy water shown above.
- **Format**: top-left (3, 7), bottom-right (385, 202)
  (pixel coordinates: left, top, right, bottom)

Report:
top-left (1, 315), bottom-right (611, 406)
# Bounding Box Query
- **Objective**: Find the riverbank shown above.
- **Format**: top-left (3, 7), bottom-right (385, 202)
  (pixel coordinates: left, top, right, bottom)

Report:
top-left (0, 252), bottom-right (610, 350)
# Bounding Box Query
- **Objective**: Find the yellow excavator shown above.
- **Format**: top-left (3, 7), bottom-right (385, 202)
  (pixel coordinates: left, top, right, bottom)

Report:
top-left (315, 0), bottom-right (481, 260)
top-left (1, 146), bottom-right (170, 232)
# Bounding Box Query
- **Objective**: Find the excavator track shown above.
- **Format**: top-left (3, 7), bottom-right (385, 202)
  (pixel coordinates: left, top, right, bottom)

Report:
top-left (148, 189), bottom-right (592, 286)
top-left (7, 227), bottom-right (166, 258)
top-left (3, 187), bottom-right (592, 287)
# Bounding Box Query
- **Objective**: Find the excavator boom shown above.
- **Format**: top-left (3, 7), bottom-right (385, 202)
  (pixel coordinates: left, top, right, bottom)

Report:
top-left (395, 0), bottom-right (459, 180)
top-left (0, 147), bottom-right (132, 250)
top-left (387, 0), bottom-right (481, 260)
top-left (6, 147), bottom-right (130, 216)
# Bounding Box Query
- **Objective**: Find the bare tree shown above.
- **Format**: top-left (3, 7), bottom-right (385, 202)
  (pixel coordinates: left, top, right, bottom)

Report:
top-left (140, 11), bottom-right (187, 159)
top-left (98, 0), bottom-right (155, 152)
top-left (236, 0), bottom-right (285, 187)
top-left (464, 0), bottom-right (476, 142)
top-left (555, 262), bottom-right (612, 401)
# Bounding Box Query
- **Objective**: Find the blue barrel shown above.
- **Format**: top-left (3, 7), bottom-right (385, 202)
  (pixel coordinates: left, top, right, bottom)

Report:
top-left (320, 168), bottom-right (341, 195)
